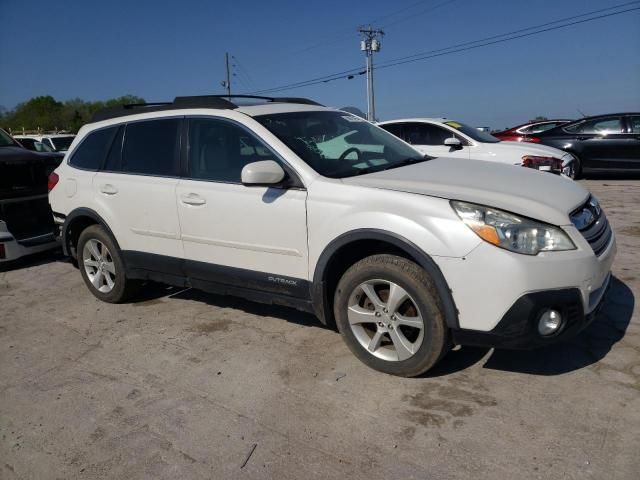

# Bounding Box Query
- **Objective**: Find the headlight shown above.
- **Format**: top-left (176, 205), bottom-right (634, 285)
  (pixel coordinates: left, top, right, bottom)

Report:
top-left (451, 201), bottom-right (575, 255)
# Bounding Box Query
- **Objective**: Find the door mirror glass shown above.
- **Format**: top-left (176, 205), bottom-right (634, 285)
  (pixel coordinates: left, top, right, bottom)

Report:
top-left (241, 160), bottom-right (285, 186)
top-left (444, 137), bottom-right (462, 148)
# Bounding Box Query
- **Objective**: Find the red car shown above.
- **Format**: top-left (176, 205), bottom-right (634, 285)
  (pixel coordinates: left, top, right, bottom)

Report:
top-left (493, 120), bottom-right (572, 143)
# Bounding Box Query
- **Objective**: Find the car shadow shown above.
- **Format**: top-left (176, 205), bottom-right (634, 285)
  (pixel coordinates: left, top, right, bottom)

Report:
top-left (582, 172), bottom-right (640, 180)
top-left (0, 247), bottom-right (64, 272)
top-left (426, 276), bottom-right (634, 377)
top-left (167, 287), bottom-right (322, 329)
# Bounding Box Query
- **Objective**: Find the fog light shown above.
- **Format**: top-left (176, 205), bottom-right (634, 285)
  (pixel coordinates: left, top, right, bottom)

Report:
top-left (538, 309), bottom-right (562, 336)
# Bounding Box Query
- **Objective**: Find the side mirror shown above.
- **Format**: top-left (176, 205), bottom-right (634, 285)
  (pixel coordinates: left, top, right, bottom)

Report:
top-left (444, 137), bottom-right (462, 148)
top-left (241, 160), bottom-right (285, 186)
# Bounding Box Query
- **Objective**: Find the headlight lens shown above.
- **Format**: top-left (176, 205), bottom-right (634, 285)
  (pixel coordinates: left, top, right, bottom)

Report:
top-left (451, 201), bottom-right (575, 255)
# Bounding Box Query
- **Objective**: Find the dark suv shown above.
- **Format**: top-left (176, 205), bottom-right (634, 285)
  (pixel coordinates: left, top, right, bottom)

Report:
top-left (534, 113), bottom-right (640, 178)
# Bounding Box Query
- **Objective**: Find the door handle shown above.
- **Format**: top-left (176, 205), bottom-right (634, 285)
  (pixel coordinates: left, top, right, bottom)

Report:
top-left (99, 184), bottom-right (118, 195)
top-left (180, 193), bottom-right (206, 206)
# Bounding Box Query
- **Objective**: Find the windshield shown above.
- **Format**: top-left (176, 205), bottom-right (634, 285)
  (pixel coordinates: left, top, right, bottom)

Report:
top-left (443, 121), bottom-right (500, 143)
top-left (0, 129), bottom-right (18, 147)
top-left (50, 136), bottom-right (75, 151)
top-left (255, 111), bottom-right (425, 178)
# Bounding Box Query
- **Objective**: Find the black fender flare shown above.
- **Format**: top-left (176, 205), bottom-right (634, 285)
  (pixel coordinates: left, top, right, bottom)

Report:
top-left (312, 228), bottom-right (459, 329)
top-left (61, 207), bottom-right (120, 258)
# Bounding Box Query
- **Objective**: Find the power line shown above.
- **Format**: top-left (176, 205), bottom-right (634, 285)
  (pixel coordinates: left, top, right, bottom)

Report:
top-left (232, 55), bottom-right (258, 90)
top-left (249, 0), bottom-right (461, 73)
top-left (250, 2), bottom-right (640, 95)
top-left (377, 0), bottom-right (640, 66)
top-left (375, 4), bottom-right (640, 71)
top-left (380, 0), bottom-right (459, 29)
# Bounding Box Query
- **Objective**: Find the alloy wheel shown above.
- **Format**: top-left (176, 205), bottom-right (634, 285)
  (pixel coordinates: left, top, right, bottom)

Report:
top-left (82, 239), bottom-right (116, 293)
top-left (347, 279), bottom-right (425, 361)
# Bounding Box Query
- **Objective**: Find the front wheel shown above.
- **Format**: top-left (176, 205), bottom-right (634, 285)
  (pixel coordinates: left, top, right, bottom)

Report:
top-left (77, 225), bottom-right (138, 303)
top-left (333, 254), bottom-right (450, 377)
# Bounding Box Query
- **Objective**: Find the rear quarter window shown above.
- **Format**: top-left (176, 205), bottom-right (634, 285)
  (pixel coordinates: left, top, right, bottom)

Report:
top-left (69, 127), bottom-right (118, 171)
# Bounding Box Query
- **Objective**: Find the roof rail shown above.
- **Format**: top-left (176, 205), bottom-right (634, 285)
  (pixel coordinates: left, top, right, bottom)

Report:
top-left (90, 95), bottom-right (323, 123)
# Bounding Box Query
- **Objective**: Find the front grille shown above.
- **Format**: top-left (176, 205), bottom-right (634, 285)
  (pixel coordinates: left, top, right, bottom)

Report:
top-left (570, 196), bottom-right (612, 256)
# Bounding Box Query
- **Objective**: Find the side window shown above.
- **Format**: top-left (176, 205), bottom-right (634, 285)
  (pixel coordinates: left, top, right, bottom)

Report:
top-left (103, 126), bottom-right (124, 171)
top-left (379, 123), bottom-right (404, 140)
top-left (566, 117), bottom-right (624, 134)
top-left (187, 118), bottom-right (275, 183)
top-left (69, 126), bottom-right (118, 171)
top-left (121, 118), bottom-right (180, 176)
top-left (404, 123), bottom-right (455, 146)
top-left (628, 116), bottom-right (640, 133)
top-left (529, 123), bottom-right (559, 134)
top-left (43, 138), bottom-right (54, 149)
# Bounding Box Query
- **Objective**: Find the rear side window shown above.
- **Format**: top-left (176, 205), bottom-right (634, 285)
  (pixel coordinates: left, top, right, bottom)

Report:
top-left (565, 117), bottom-right (623, 134)
top-left (629, 116), bottom-right (640, 133)
top-left (121, 118), bottom-right (180, 176)
top-left (69, 127), bottom-right (118, 171)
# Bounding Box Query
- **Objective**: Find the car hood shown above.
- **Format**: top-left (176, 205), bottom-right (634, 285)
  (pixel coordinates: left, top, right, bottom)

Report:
top-left (341, 157), bottom-right (589, 226)
top-left (492, 141), bottom-right (570, 158)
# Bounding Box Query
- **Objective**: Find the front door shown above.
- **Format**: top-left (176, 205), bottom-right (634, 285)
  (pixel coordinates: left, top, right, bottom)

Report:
top-left (176, 117), bottom-right (309, 298)
top-left (402, 122), bottom-right (470, 159)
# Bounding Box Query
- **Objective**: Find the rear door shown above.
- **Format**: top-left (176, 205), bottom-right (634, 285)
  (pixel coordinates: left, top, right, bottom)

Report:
top-left (564, 116), bottom-right (633, 170)
top-left (93, 117), bottom-right (184, 269)
top-left (176, 116), bottom-right (309, 296)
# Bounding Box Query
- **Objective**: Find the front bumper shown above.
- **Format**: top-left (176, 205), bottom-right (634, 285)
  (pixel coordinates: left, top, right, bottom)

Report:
top-left (451, 275), bottom-right (610, 349)
top-left (436, 222), bottom-right (616, 332)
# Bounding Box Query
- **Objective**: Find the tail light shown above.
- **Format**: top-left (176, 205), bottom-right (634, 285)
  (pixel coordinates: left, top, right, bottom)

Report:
top-left (48, 172), bottom-right (59, 192)
top-left (522, 136), bottom-right (541, 143)
top-left (522, 155), bottom-right (563, 172)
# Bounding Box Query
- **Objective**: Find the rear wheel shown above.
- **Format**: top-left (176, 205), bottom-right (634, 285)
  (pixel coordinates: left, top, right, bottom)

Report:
top-left (334, 254), bottom-right (449, 377)
top-left (77, 225), bottom-right (138, 303)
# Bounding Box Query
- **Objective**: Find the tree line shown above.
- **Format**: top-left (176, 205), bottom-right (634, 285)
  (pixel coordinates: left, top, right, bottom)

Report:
top-left (0, 95), bottom-right (145, 134)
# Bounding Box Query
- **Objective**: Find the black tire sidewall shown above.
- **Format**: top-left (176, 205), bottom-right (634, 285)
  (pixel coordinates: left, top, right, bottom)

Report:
top-left (334, 255), bottom-right (448, 377)
top-left (77, 225), bottom-right (130, 303)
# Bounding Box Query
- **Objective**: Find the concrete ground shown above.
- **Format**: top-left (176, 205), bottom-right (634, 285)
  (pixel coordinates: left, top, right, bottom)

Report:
top-left (1, 179), bottom-right (639, 480)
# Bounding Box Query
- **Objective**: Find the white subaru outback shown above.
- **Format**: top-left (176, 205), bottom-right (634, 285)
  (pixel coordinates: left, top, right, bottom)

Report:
top-left (48, 96), bottom-right (616, 377)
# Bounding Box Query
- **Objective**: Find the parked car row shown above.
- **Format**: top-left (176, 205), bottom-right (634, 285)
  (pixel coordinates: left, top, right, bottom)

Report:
top-left (46, 95), bottom-right (616, 377)
top-left (493, 113), bottom-right (640, 177)
top-left (378, 118), bottom-right (575, 176)
top-left (0, 128), bottom-right (61, 264)
top-left (14, 133), bottom-right (76, 153)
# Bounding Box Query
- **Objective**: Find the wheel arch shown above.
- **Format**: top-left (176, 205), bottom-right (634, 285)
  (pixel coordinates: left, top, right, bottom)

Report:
top-left (312, 229), bottom-right (459, 330)
top-left (62, 208), bottom-right (121, 260)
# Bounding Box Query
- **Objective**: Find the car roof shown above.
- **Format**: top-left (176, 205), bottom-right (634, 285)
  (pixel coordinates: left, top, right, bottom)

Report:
top-left (89, 95), bottom-right (327, 123)
top-left (568, 112), bottom-right (640, 122)
top-left (236, 103), bottom-right (334, 116)
top-left (378, 118), bottom-right (449, 125)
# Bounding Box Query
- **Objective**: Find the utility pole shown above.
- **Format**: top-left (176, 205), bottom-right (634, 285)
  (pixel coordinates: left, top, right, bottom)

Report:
top-left (359, 26), bottom-right (384, 122)
top-left (221, 52), bottom-right (231, 97)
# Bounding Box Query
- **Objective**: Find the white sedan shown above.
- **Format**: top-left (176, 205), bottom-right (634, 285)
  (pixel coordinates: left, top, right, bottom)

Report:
top-left (378, 118), bottom-right (576, 177)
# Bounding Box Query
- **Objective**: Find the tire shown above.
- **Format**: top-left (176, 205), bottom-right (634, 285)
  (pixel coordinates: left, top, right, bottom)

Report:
top-left (565, 154), bottom-right (582, 180)
top-left (333, 254), bottom-right (450, 377)
top-left (77, 225), bottom-right (138, 303)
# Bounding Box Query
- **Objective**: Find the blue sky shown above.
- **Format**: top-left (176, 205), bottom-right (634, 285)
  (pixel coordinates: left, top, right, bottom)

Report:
top-left (1, 0), bottom-right (639, 129)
